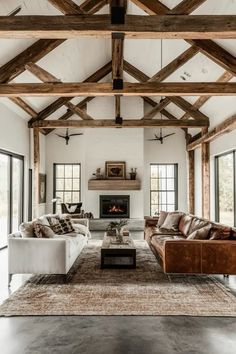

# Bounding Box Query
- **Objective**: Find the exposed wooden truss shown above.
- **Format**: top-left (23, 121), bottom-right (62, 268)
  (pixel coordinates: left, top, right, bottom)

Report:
top-left (0, 15), bottom-right (235, 39)
top-left (187, 114), bottom-right (236, 151)
top-left (2, 82), bottom-right (235, 98)
top-left (31, 119), bottom-right (208, 129)
top-left (131, 0), bottom-right (207, 15)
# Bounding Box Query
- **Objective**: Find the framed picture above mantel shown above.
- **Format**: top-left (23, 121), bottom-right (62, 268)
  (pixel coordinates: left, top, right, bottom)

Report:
top-left (105, 161), bottom-right (126, 180)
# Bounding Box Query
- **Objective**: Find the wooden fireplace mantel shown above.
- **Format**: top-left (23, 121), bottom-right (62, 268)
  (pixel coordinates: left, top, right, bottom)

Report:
top-left (88, 179), bottom-right (141, 190)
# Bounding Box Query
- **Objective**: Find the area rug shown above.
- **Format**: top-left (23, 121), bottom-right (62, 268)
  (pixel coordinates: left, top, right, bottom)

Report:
top-left (1, 240), bottom-right (236, 317)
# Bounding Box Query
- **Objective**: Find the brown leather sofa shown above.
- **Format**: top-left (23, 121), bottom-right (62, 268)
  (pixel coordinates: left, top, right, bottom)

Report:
top-left (144, 213), bottom-right (236, 275)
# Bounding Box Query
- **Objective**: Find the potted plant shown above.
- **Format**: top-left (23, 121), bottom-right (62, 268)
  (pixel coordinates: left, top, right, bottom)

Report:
top-left (106, 219), bottom-right (128, 242)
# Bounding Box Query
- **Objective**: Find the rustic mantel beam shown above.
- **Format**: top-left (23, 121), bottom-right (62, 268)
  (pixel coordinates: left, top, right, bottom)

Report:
top-left (31, 119), bottom-right (208, 129)
top-left (1, 82), bottom-right (236, 97)
top-left (0, 15), bottom-right (235, 39)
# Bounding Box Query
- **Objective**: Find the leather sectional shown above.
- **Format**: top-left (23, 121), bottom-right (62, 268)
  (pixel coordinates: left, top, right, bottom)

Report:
top-left (145, 213), bottom-right (236, 275)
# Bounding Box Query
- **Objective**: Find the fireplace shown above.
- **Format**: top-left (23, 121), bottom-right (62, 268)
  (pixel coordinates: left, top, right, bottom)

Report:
top-left (100, 195), bottom-right (130, 218)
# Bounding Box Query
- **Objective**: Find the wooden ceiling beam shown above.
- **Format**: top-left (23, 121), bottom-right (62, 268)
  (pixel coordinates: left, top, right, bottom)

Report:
top-left (148, 46), bottom-right (199, 82)
top-left (130, 1), bottom-right (236, 76)
top-left (28, 61), bottom-right (111, 125)
top-left (169, 97), bottom-right (209, 122)
top-left (130, 0), bottom-right (169, 15)
top-left (0, 0), bottom-right (107, 84)
top-left (2, 82), bottom-right (236, 97)
top-left (31, 119), bottom-right (208, 129)
top-left (9, 97), bottom-right (37, 117)
top-left (187, 40), bottom-right (236, 76)
top-left (170, 0), bottom-right (207, 15)
top-left (181, 71), bottom-right (233, 120)
top-left (47, 0), bottom-right (83, 14)
top-left (187, 114), bottom-right (236, 151)
top-left (0, 15), bottom-right (235, 39)
top-left (142, 98), bottom-right (169, 119)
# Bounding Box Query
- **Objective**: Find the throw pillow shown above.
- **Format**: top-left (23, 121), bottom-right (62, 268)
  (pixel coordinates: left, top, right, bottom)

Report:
top-left (32, 220), bottom-right (55, 238)
top-left (209, 227), bottom-right (231, 240)
top-left (188, 218), bottom-right (209, 235)
top-left (58, 217), bottom-right (75, 234)
top-left (161, 212), bottom-right (182, 231)
top-left (178, 215), bottom-right (193, 237)
top-left (47, 215), bottom-right (60, 227)
top-left (157, 211), bottom-right (168, 227)
top-left (19, 222), bottom-right (35, 238)
top-left (187, 224), bottom-right (211, 240)
top-left (73, 223), bottom-right (88, 236)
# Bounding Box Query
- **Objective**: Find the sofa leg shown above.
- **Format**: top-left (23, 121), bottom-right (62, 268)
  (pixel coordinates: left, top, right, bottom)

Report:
top-left (223, 274), bottom-right (229, 278)
top-left (8, 274), bottom-right (13, 287)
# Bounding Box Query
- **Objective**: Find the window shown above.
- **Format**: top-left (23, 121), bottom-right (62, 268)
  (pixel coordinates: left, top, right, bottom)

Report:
top-left (53, 164), bottom-right (81, 213)
top-left (150, 164), bottom-right (178, 216)
top-left (215, 151), bottom-right (236, 227)
top-left (0, 149), bottom-right (24, 249)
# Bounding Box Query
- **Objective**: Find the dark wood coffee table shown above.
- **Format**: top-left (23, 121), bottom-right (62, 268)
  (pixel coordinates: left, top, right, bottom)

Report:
top-left (101, 234), bottom-right (136, 269)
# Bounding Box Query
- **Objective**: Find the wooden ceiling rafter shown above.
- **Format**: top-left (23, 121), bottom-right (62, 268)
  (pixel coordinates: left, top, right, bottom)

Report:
top-left (31, 118), bottom-right (208, 129)
top-left (4, 82), bottom-right (235, 98)
top-left (28, 60), bottom-right (112, 126)
top-left (187, 114), bottom-right (236, 150)
top-left (130, 0), bottom-right (236, 76)
top-left (0, 15), bottom-right (235, 39)
top-left (25, 62), bottom-right (94, 121)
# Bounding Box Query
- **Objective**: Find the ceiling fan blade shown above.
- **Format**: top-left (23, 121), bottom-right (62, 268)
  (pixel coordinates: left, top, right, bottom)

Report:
top-left (163, 133), bottom-right (175, 139)
top-left (147, 138), bottom-right (160, 141)
top-left (69, 133), bottom-right (84, 137)
top-left (56, 134), bottom-right (66, 139)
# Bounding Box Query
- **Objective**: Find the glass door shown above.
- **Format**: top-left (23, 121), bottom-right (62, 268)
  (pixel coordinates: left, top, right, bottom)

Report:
top-left (0, 154), bottom-right (10, 248)
top-left (0, 150), bottom-right (24, 249)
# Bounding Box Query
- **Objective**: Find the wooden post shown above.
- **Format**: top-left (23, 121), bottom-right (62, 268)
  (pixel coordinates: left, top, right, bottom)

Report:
top-left (33, 127), bottom-right (40, 218)
top-left (201, 142), bottom-right (210, 219)
top-left (188, 150), bottom-right (195, 214)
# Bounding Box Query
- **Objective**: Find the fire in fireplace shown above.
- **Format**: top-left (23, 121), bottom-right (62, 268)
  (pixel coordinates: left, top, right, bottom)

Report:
top-left (100, 195), bottom-right (130, 218)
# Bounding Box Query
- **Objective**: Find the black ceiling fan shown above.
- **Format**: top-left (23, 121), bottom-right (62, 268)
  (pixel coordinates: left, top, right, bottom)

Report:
top-left (147, 129), bottom-right (175, 144)
top-left (56, 129), bottom-right (83, 145)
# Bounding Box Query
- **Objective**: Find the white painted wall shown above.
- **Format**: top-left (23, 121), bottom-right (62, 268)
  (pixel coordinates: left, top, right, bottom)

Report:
top-left (143, 128), bottom-right (188, 216)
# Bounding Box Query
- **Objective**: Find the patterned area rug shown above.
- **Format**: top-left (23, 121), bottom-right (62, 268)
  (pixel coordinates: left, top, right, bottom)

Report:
top-left (1, 240), bottom-right (236, 316)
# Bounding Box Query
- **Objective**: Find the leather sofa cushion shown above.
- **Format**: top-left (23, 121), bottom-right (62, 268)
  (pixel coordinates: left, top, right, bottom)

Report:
top-left (187, 224), bottom-right (211, 240)
top-left (188, 217), bottom-right (210, 235)
top-left (209, 225), bottom-right (231, 240)
top-left (151, 227), bottom-right (182, 237)
top-left (179, 215), bottom-right (193, 237)
top-left (151, 235), bottom-right (185, 257)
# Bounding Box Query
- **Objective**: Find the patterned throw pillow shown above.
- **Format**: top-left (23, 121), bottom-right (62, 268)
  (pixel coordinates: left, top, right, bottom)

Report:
top-left (58, 217), bottom-right (75, 234)
top-left (32, 220), bottom-right (54, 238)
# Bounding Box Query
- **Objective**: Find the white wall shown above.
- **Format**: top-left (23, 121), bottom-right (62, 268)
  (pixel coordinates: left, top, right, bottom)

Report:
top-left (143, 128), bottom-right (188, 216)
top-left (0, 102), bottom-right (30, 220)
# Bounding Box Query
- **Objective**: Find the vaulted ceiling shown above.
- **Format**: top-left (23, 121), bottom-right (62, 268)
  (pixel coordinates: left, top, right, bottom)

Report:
top-left (0, 0), bottom-right (235, 139)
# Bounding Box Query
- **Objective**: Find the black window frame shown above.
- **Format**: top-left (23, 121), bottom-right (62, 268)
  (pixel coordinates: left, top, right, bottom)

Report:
top-left (0, 148), bottom-right (24, 250)
top-left (53, 163), bottom-right (81, 213)
top-left (150, 163), bottom-right (178, 216)
top-left (215, 150), bottom-right (236, 227)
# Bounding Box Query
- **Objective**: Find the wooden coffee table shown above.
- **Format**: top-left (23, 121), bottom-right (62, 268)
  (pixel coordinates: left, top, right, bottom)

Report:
top-left (101, 234), bottom-right (136, 269)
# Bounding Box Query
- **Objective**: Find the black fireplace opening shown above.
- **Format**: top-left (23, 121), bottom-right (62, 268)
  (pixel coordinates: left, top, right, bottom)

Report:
top-left (100, 195), bottom-right (130, 218)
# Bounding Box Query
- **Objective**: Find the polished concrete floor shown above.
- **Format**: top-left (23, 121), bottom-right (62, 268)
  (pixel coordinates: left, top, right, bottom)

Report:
top-left (1, 232), bottom-right (236, 354)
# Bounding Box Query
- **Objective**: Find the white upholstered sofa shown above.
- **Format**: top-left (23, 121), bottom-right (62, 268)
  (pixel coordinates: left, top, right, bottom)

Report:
top-left (8, 216), bottom-right (90, 286)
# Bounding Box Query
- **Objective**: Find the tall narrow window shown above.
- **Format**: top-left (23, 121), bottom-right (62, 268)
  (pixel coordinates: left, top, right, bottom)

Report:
top-left (150, 164), bottom-right (178, 216)
top-left (215, 151), bottom-right (236, 227)
top-left (0, 150), bottom-right (24, 249)
top-left (53, 163), bottom-right (81, 213)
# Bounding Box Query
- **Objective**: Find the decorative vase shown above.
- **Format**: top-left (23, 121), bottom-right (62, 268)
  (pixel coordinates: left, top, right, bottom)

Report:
top-left (129, 172), bottom-right (136, 180)
top-left (115, 228), bottom-right (123, 243)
